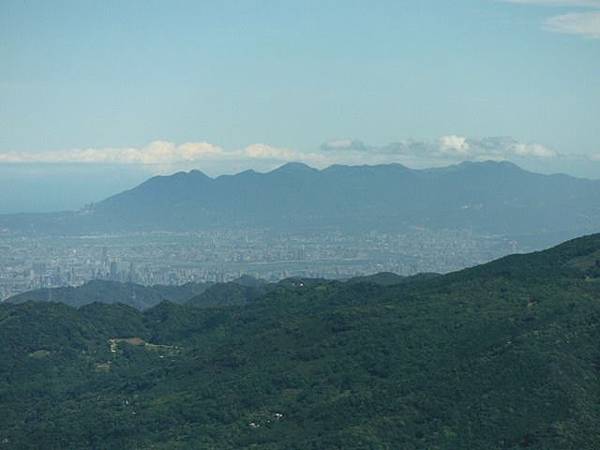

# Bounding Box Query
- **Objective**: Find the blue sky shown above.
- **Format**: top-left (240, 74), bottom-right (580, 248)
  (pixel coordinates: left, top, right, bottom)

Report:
top-left (1, 0), bottom-right (599, 211)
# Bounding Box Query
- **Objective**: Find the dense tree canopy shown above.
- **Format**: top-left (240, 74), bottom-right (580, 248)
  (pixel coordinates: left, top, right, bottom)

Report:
top-left (2, 234), bottom-right (600, 449)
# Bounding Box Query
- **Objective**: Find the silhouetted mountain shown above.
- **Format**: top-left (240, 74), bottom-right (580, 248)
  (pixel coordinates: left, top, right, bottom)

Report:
top-left (5, 279), bottom-right (212, 310)
top-left (231, 274), bottom-right (269, 288)
top-left (151, 281), bottom-right (213, 304)
top-left (2, 161), bottom-right (599, 238)
top-left (346, 271), bottom-right (405, 285)
top-left (3, 234), bottom-right (600, 448)
top-left (345, 271), bottom-right (442, 286)
top-left (96, 161), bottom-right (600, 234)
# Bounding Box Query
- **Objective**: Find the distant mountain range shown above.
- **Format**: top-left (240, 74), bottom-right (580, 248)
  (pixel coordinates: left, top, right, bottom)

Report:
top-left (1, 161), bottom-right (599, 238)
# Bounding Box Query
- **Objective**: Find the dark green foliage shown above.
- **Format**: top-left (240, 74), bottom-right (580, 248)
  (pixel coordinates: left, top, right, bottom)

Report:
top-left (186, 282), bottom-right (267, 308)
top-left (151, 281), bottom-right (213, 303)
top-left (6, 279), bottom-right (212, 310)
top-left (2, 234), bottom-right (600, 448)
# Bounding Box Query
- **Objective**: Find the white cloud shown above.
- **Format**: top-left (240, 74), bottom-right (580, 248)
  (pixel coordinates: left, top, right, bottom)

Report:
top-left (177, 142), bottom-right (224, 161)
top-left (511, 142), bottom-right (558, 157)
top-left (243, 144), bottom-right (296, 160)
top-left (0, 141), bottom-right (225, 164)
top-left (0, 136), bottom-right (580, 175)
top-left (317, 136), bottom-right (560, 164)
top-left (544, 11), bottom-right (600, 37)
top-left (435, 137), bottom-right (558, 160)
top-left (506, 0), bottom-right (600, 38)
top-left (0, 141), bottom-right (333, 170)
top-left (442, 137), bottom-right (558, 160)
top-left (439, 135), bottom-right (471, 155)
top-left (320, 139), bottom-right (368, 152)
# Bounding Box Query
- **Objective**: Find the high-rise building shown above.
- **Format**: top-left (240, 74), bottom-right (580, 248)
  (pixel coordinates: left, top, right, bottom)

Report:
top-left (102, 247), bottom-right (109, 270)
top-left (110, 261), bottom-right (118, 281)
top-left (128, 262), bottom-right (135, 283)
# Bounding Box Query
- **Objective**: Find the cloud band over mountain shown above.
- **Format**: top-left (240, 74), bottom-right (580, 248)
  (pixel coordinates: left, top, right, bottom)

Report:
top-left (0, 136), bottom-right (565, 166)
top-left (1, 136), bottom-right (597, 176)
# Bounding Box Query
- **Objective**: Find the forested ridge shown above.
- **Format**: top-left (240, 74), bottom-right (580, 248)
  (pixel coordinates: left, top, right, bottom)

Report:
top-left (2, 234), bottom-right (600, 449)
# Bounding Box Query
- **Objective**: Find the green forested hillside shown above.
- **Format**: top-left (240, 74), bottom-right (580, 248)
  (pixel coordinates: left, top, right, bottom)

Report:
top-left (5, 279), bottom-right (213, 310)
top-left (2, 234), bottom-right (600, 449)
top-left (185, 281), bottom-right (268, 308)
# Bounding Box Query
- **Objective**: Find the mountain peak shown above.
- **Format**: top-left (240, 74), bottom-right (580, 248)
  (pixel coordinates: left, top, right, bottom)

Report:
top-left (269, 162), bottom-right (318, 175)
top-left (141, 169), bottom-right (210, 186)
top-left (457, 160), bottom-right (522, 171)
top-left (165, 169), bottom-right (211, 181)
top-left (188, 169), bottom-right (211, 178)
